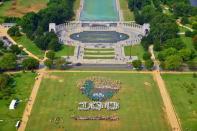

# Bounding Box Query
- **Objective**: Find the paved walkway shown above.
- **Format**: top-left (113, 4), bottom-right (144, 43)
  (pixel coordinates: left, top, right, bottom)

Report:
top-left (153, 71), bottom-right (182, 131)
top-left (18, 70), bottom-right (45, 131)
top-left (149, 45), bottom-right (182, 131)
top-left (176, 19), bottom-right (193, 32)
top-left (0, 25), bottom-right (42, 62)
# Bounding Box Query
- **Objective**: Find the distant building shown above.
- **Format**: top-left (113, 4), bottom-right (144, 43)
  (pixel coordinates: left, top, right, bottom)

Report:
top-left (1, 23), bottom-right (16, 28)
top-left (0, 36), bottom-right (13, 47)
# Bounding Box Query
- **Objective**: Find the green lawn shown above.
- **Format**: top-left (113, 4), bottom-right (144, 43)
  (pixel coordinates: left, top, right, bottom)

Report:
top-left (119, 0), bottom-right (134, 21)
top-left (26, 72), bottom-right (170, 131)
top-left (162, 74), bottom-right (197, 131)
top-left (56, 45), bottom-right (75, 57)
top-left (124, 44), bottom-right (145, 60)
top-left (85, 48), bottom-right (114, 51)
top-left (0, 1), bottom-right (12, 16)
top-left (0, 0), bottom-right (47, 17)
top-left (13, 35), bottom-right (45, 59)
top-left (83, 56), bottom-right (115, 59)
top-left (84, 51), bottom-right (115, 55)
top-left (0, 72), bottom-right (36, 131)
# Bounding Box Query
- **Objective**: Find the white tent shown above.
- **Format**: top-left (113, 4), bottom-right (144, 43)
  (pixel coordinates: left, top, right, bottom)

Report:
top-left (9, 100), bottom-right (17, 110)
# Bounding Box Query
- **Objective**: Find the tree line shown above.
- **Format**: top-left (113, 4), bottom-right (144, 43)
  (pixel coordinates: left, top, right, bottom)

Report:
top-left (128, 0), bottom-right (197, 70)
top-left (7, 0), bottom-right (75, 51)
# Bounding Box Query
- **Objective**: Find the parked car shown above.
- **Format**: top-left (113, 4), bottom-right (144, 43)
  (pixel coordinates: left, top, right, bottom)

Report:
top-left (75, 63), bottom-right (82, 66)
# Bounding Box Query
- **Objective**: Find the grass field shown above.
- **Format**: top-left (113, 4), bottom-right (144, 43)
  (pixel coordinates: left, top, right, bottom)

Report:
top-left (85, 48), bottom-right (114, 51)
top-left (0, 72), bottom-right (36, 131)
top-left (84, 52), bottom-right (115, 55)
top-left (162, 74), bottom-right (197, 131)
top-left (119, 0), bottom-right (134, 21)
top-left (74, 0), bottom-right (80, 11)
top-left (56, 45), bottom-right (75, 57)
top-left (0, 0), bottom-right (48, 17)
top-left (13, 35), bottom-right (45, 59)
top-left (26, 72), bottom-right (170, 131)
top-left (83, 56), bottom-right (115, 59)
top-left (83, 48), bottom-right (115, 59)
top-left (124, 44), bottom-right (145, 60)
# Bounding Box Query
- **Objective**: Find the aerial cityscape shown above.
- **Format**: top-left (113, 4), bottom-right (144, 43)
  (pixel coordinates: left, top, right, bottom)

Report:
top-left (0, 0), bottom-right (196, 131)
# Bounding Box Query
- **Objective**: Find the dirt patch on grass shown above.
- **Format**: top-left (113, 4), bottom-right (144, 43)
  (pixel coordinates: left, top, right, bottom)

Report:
top-left (144, 82), bottom-right (152, 92)
top-left (5, 0), bottom-right (47, 17)
top-left (99, 120), bottom-right (120, 131)
top-left (44, 74), bottom-right (62, 80)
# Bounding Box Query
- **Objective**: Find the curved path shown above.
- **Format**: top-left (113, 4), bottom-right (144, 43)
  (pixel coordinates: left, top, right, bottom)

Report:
top-left (0, 25), bottom-right (42, 61)
top-left (176, 19), bottom-right (193, 32)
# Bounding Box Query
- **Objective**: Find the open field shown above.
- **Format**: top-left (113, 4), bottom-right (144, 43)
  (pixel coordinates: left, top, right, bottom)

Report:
top-left (26, 72), bottom-right (170, 131)
top-left (0, 72), bottom-right (36, 131)
top-left (56, 45), bottom-right (75, 57)
top-left (119, 0), bottom-right (134, 21)
top-left (85, 48), bottom-right (114, 51)
top-left (83, 48), bottom-right (115, 59)
top-left (83, 56), bottom-right (115, 59)
top-left (124, 44), bottom-right (145, 60)
top-left (84, 52), bottom-right (115, 55)
top-left (0, 0), bottom-right (48, 17)
top-left (13, 35), bottom-right (45, 59)
top-left (162, 74), bottom-right (197, 131)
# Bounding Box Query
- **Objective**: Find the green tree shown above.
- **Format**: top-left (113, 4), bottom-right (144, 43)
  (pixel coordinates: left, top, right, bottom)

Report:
top-left (44, 59), bottom-right (53, 69)
top-left (0, 40), bottom-right (4, 48)
top-left (10, 45), bottom-right (22, 55)
top-left (158, 48), bottom-right (177, 61)
top-left (0, 53), bottom-right (17, 70)
top-left (181, 16), bottom-right (189, 25)
top-left (46, 50), bottom-right (55, 60)
top-left (48, 39), bottom-right (60, 51)
top-left (164, 38), bottom-right (185, 50)
top-left (54, 58), bottom-right (67, 70)
top-left (22, 57), bottom-right (39, 70)
top-left (164, 55), bottom-right (183, 70)
top-left (141, 5), bottom-right (157, 23)
top-left (132, 60), bottom-right (142, 70)
top-left (173, 3), bottom-right (192, 17)
top-left (193, 35), bottom-right (197, 50)
top-left (143, 52), bottom-right (151, 60)
top-left (150, 14), bottom-right (179, 44)
top-left (178, 49), bottom-right (192, 61)
top-left (128, 0), bottom-right (151, 11)
top-left (0, 73), bottom-right (14, 99)
top-left (145, 59), bottom-right (154, 70)
top-left (7, 26), bottom-right (21, 37)
top-left (192, 22), bottom-right (197, 30)
top-left (185, 31), bottom-right (197, 37)
top-left (0, 74), bottom-right (10, 91)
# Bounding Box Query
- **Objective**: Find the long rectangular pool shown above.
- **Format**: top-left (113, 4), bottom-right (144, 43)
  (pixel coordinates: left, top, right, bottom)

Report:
top-left (80, 0), bottom-right (119, 21)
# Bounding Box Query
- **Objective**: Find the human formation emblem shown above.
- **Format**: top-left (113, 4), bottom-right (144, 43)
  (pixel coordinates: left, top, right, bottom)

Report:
top-left (73, 76), bottom-right (121, 120)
